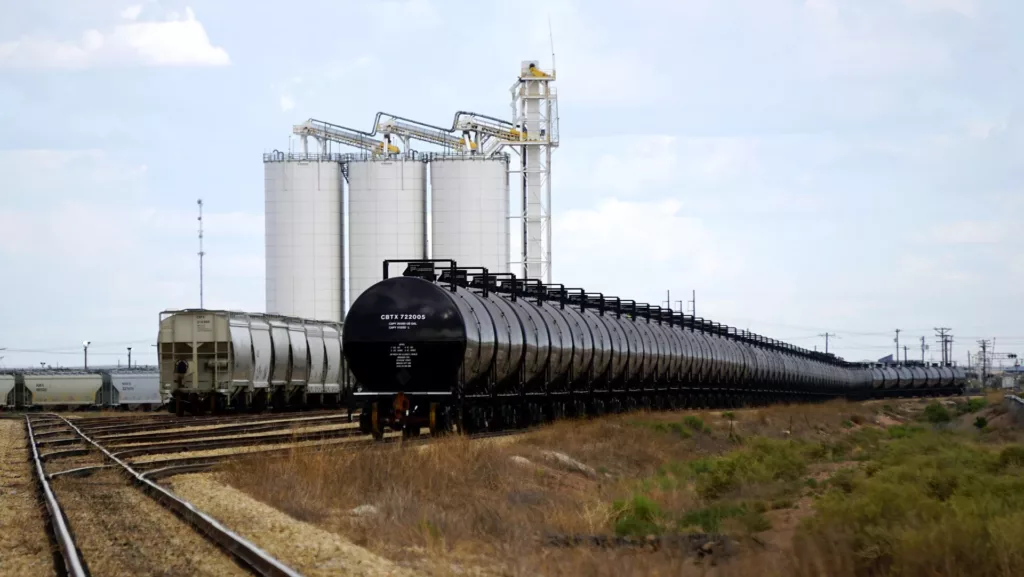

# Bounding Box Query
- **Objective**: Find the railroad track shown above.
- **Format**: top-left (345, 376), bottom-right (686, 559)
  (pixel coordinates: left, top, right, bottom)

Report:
top-left (24, 414), bottom-right (305, 577)
top-left (23, 407), bottom-right (529, 574)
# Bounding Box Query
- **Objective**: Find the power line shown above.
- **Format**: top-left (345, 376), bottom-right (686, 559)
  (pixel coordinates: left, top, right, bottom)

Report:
top-left (818, 332), bottom-right (837, 354)
top-left (934, 327), bottom-right (952, 365)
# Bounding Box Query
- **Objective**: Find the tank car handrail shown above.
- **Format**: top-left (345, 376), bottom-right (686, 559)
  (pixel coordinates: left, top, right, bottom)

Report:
top-left (478, 272), bottom-right (519, 301)
top-left (383, 259), bottom-right (459, 291)
top-left (452, 266), bottom-right (493, 297)
top-left (583, 292), bottom-right (606, 315)
top-left (563, 288), bottom-right (587, 311)
top-left (543, 284), bottom-right (568, 309)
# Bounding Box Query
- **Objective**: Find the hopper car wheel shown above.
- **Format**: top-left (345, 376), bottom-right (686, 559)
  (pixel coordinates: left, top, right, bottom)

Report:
top-left (187, 393), bottom-right (205, 416)
top-left (251, 391), bottom-right (268, 414)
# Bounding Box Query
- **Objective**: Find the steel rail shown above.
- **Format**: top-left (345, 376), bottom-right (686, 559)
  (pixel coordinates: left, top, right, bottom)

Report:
top-left (25, 416), bottom-right (88, 577)
top-left (79, 410), bottom-right (355, 436)
top-left (56, 415), bottom-right (304, 577)
top-left (109, 427), bottom-right (366, 459)
top-left (98, 415), bottom-right (356, 445)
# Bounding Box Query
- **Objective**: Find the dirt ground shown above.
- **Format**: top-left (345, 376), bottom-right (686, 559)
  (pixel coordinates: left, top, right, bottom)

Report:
top-left (52, 469), bottom-right (249, 577)
top-left (6, 394), bottom-right (1018, 576)
top-left (0, 420), bottom-right (55, 577)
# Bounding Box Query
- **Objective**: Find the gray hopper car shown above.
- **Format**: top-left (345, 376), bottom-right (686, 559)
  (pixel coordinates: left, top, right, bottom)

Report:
top-left (158, 309), bottom-right (352, 415)
top-left (1, 367), bottom-right (161, 410)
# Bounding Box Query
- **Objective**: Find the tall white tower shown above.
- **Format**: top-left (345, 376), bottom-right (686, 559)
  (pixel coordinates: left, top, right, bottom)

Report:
top-left (511, 60), bottom-right (558, 283)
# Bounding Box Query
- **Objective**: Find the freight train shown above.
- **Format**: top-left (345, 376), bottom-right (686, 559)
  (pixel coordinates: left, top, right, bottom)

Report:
top-left (157, 309), bottom-right (350, 416)
top-left (341, 260), bottom-right (968, 438)
top-left (1, 367), bottom-right (161, 411)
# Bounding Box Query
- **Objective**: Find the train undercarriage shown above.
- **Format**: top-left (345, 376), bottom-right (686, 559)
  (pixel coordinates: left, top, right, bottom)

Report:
top-left (356, 385), bottom-right (966, 440)
top-left (167, 388), bottom-right (348, 417)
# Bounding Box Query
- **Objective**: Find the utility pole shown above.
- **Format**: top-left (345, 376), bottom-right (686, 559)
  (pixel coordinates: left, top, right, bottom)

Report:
top-left (818, 332), bottom-right (836, 354)
top-left (894, 328), bottom-right (901, 361)
top-left (127, 347), bottom-right (132, 369)
top-left (920, 336), bottom-right (928, 363)
top-left (83, 340), bottom-right (91, 369)
top-left (903, 345), bottom-right (909, 364)
top-left (934, 328), bottom-right (952, 365)
top-left (197, 198), bottom-right (205, 309)
top-left (978, 339), bottom-right (990, 386)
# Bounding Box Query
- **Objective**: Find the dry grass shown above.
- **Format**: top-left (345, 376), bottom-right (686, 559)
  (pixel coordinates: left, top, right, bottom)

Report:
top-left (52, 469), bottom-right (248, 577)
top-left (216, 399), bottom-right (1024, 576)
top-left (221, 403), bottom-right (880, 575)
top-left (0, 421), bottom-right (53, 577)
top-left (170, 473), bottom-right (412, 577)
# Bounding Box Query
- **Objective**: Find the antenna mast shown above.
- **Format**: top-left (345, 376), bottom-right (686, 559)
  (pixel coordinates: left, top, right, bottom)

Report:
top-left (197, 198), bottom-right (205, 309)
top-left (548, 15), bottom-right (556, 71)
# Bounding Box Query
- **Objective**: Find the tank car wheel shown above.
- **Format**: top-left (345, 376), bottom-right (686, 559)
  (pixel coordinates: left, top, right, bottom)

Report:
top-left (429, 402), bottom-right (442, 436)
top-left (370, 402), bottom-right (385, 441)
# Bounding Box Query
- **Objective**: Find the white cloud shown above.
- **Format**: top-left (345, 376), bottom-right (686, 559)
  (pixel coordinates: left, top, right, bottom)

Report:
top-left (553, 197), bottom-right (744, 301)
top-left (804, 0), bottom-right (953, 78)
top-left (365, 0), bottom-right (441, 32)
top-left (0, 7), bottom-right (229, 68)
top-left (924, 220), bottom-right (1014, 245)
top-left (120, 5), bottom-right (143, 21)
top-left (279, 95), bottom-right (295, 112)
top-left (903, 0), bottom-right (978, 18)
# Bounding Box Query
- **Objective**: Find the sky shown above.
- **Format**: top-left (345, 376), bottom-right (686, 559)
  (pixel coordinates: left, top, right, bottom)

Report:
top-left (0, 0), bottom-right (1021, 369)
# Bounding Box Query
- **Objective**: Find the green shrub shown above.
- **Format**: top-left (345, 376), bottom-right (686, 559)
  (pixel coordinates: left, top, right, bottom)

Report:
top-left (923, 402), bottom-right (952, 424)
top-left (999, 446), bottom-right (1024, 469)
top-left (828, 468), bottom-right (858, 493)
top-left (690, 438), bottom-right (809, 499)
top-left (771, 497), bottom-right (795, 510)
top-left (793, 432), bottom-right (1024, 576)
top-left (613, 494), bottom-right (662, 536)
top-left (678, 502), bottom-right (772, 534)
top-left (678, 503), bottom-right (746, 532)
top-left (683, 415), bottom-right (705, 432)
top-left (887, 424), bottom-right (924, 439)
top-left (974, 416), bottom-right (988, 429)
top-left (841, 420), bottom-right (854, 429)
top-left (965, 397), bottom-right (988, 414)
top-left (740, 510), bottom-right (772, 533)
